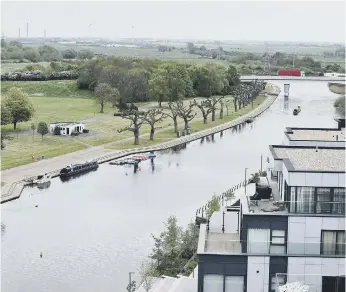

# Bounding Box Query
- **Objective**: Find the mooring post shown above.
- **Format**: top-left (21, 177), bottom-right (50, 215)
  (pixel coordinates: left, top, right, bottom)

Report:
top-left (222, 211), bottom-right (225, 233)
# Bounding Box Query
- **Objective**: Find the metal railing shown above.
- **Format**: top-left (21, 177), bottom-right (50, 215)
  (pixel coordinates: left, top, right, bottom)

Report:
top-left (204, 238), bottom-right (345, 256)
top-left (247, 199), bottom-right (345, 215)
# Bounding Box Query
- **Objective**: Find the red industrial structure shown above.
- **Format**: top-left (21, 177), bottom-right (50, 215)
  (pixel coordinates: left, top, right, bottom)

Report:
top-left (277, 69), bottom-right (303, 77)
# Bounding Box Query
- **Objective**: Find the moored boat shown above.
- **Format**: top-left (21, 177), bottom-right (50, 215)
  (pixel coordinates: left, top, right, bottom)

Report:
top-left (33, 173), bottom-right (51, 186)
top-left (60, 161), bottom-right (98, 178)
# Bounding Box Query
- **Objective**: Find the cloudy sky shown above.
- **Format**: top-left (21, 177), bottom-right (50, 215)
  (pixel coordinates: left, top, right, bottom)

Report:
top-left (1, 0), bottom-right (345, 42)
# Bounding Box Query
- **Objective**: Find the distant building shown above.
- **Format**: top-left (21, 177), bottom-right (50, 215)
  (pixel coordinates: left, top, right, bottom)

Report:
top-left (196, 121), bottom-right (345, 292)
top-left (49, 122), bottom-right (85, 136)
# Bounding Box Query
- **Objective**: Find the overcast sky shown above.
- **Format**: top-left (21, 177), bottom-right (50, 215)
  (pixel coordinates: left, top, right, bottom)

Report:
top-left (1, 1), bottom-right (345, 42)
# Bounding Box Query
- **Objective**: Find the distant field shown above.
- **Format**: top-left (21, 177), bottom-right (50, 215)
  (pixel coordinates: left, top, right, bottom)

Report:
top-left (1, 61), bottom-right (49, 73)
top-left (1, 80), bottom-right (94, 98)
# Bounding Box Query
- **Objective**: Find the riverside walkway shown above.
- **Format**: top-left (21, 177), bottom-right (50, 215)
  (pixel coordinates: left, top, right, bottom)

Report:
top-left (1, 86), bottom-right (280, 203)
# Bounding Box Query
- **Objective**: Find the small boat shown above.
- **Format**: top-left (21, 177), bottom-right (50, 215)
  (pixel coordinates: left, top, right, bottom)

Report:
top-left (34, 173), bottom-right (51, 183)
top-left (293, 106), bottom-right (301, 116)
top-left (110, 158), bottom-right (139, 165)
top-left (60, 160), bottom-right (98, 178)
top-left (245, 117), bottom-right (254, 123)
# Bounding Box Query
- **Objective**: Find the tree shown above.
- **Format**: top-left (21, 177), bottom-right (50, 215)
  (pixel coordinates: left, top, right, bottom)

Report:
top-left (176, 100), bottom-right (196, 131)
top-left (162, 215), bottom-right (182, 256)
top-left (139, 260), bottom-right (156, 292)
top-left (208, 195), bottom-right (220, 216)
top-left (31, 123), bottom-right (36, 138)
top-left (1, 104), bottom-right (11, 126)
top-left (192, 99), bottom-right (212, 124)
top-left (37, 121), bottom-right (49, 141)
top-left (144, 109), bottom-right (166, 140)
top-left (4, 88), bottom-right (35, 129)
top-left (278, 281), bottom-right (309, 292)
top-left (61, 49), bottom-right (77, 59)
top-left (179, 222), bottom-right (198, 260)
top-left (118, 110), bottom-right (147, 145)
top-left (77, 49), bottom-right (94, 60)
top-left (150, 233), bottom-right (164, 269)
top-left (166, 102), bottom-right (179, 133)
top-left (187, 42), bottom-right (195, 54)
top-left (94, 83), bottom-right (119, 113)
top-left (334, 95), bottom-right (345, 118)
top-left (149, 70), bottom-right (170, 107)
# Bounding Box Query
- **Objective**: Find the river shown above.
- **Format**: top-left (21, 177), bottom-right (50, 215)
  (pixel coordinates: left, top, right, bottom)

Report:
top-left (1, 81), bottom-right (339, 292)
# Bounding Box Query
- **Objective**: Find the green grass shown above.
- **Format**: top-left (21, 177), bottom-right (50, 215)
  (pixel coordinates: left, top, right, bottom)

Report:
top-left (1, 96), bottom-right (113, 132)
top-left (1, 80), bottom-right (95, 98)
top-left (107, 95), bottom-right (266, 150)
top-left (1, 135), bottom-right (87, 170)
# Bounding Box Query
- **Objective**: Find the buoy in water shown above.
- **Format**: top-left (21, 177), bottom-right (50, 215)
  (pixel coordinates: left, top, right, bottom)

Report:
top-left (35, 205), bottom-right (38, 208)
top-left (40, 252), bottom-right (43, 258)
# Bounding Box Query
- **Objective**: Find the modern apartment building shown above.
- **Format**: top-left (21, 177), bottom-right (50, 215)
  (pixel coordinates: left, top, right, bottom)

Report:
top-left (196, 122), bottom-right (345, 292)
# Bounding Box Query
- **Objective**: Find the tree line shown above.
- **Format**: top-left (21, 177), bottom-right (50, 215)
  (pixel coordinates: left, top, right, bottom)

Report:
top-left (86, 58), bottom-right (265, 145)
top-left (1, 40), bottom-right (94, 62)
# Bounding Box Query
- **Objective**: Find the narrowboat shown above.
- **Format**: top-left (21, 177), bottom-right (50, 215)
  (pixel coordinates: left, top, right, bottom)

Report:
top-left (60, 161), bottom-right (99, 178)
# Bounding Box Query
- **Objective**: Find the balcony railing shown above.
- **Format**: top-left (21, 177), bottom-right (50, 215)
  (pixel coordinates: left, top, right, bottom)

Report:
top-left (204, 238), bottom-right (345, 256)
top-left (247, 199), bottom-right (345, 215)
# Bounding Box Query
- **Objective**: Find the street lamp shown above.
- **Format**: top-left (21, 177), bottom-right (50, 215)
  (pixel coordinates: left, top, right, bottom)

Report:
top-left (245, 168), bottom-right (249, 196)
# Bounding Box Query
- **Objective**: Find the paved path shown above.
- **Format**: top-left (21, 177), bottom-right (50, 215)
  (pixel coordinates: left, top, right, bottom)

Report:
top-left (1, 86), bottom-right (280, 203)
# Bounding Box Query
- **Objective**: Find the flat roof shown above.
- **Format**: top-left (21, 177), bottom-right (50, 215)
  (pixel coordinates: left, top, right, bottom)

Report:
top-left (270, 145), bottom-right (345, 172)
top-left (286, 127), bottom-right (345, 142)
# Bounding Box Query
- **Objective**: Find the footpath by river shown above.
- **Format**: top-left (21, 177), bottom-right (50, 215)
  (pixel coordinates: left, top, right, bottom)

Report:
top-left (1, 80), bottom-right (339, 292)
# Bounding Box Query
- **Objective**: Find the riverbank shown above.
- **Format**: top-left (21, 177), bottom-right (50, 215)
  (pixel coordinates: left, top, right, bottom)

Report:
top-left (1, 85), bottom-right (280, 203)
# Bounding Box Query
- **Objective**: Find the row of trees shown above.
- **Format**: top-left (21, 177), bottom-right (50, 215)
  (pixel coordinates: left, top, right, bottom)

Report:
top-left (78, 57), bottom-right (242, 104)
top-left (98, 78), bottom-right (264, 145)
top-left (1, 40), bottom-right (94, 62)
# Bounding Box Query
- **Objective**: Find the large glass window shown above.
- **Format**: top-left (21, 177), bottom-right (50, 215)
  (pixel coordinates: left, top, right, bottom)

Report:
top-left (316, 188), bottom-right (332, 214)
top-left (225, 276), bottom-right (244, 292)
top-left (203, 275), bottom-right (223, 292)
top-left (321, 231), bottom-right (345, 256)
top-left (333, 188), bottom-right (345, 215)
top-left (247, 228), bottom-right (270, 254)
top-left (296, 187), bottom-right (314, 213)
top-left (270, 230), bottom-right (286, 254)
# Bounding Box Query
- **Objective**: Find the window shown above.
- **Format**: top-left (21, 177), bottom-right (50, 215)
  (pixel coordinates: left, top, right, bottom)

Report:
top-left (203, 275), bottom-right (223, 292)
top-left (333, 188), bottom-right (345, 215)
top-left (247, 228), bottom-right (270, 254)
top-left (225, 276), bottom-right (244, 292)
top-left (270, 230), bottom-right (286, 254)
top-left (270, 275), bottom-right (286, 292)
top-left (296, 187), bottom-right (314, 213)
top-left (289, 187), bottom-right (296, 212)
top-left (321, 231), bottom-right (345, 255)
top-left (316, 188), bottom-right (331, 214)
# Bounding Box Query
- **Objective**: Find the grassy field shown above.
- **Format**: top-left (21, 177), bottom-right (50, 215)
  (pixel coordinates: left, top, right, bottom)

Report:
top-left (1, 80), bottom-right (94, 98)
top-left (1, 135), bottom-right (87, 170)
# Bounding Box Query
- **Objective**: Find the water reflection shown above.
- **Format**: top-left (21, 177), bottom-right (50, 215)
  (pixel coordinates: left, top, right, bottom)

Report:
top-left (1, 81), bottom-right (339, 292)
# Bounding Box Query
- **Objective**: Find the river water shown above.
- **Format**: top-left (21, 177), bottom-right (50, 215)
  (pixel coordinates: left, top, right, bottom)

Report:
top-left (1, 81), bottom-right (339, 292)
